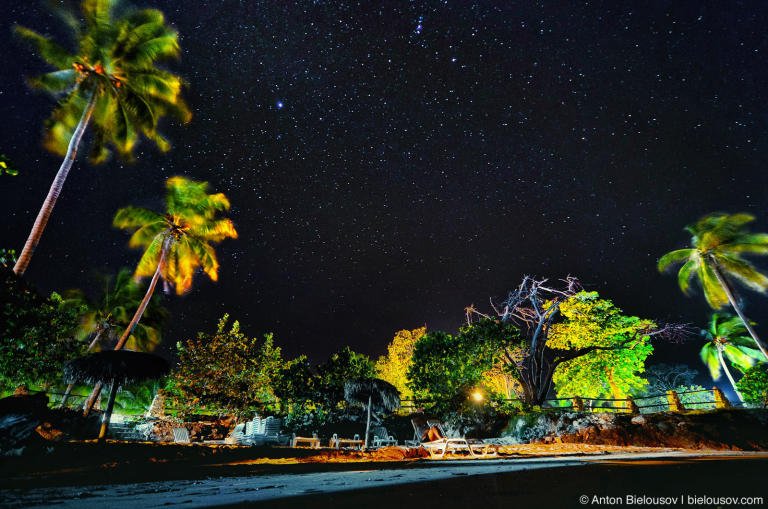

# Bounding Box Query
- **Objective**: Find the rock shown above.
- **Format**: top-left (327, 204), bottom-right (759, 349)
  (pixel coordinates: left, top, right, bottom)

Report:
top-left (631, 415), bottom-right (646, 425)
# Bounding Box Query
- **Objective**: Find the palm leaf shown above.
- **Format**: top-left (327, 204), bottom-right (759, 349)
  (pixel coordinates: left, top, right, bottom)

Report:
top-left (658, 248), bottom-right (693, 272)
top-left (14, 26), bottom-right (74, 68)
top-left (700, 343), bottom-right (722, 380)
top-left (715, 254), bottom-right (768, 293)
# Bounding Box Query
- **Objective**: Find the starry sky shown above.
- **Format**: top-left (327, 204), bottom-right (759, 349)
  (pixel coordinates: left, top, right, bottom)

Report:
top-left (3, 1), bottom-right (768, 379)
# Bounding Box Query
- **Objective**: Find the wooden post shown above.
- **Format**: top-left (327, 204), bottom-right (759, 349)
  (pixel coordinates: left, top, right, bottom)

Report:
top-left (98, 380), bottom-right (119, 441)
top-left (572, 396), bottom-right (584, 412)
top-left (712, 386), bottom-right (731, 409)
top-left (666, 390), bottom-right (684, 412)
top-left (627, 396), bottom-right (640, 415)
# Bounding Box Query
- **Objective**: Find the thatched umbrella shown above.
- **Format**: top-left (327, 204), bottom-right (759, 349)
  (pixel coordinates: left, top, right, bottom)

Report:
top-left (344, 378), bottom-right (400, 449)
top-left (64, 350), bottom-right (169, 440)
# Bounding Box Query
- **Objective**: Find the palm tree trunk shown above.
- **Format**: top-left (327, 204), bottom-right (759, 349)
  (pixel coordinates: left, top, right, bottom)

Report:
top-left (364, 394), bottom-right (372, 450)
top-left (83, 236), bottom-right (171, 416)
top-left (13, 90), bottom-right (97, 276)
top-left (717, 346), bottom-right (744, 402)
top-left (710, 262), bottom-right (768, 361)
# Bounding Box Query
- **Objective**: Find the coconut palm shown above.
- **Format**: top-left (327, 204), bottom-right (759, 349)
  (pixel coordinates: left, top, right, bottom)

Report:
top-left (700, 313), bottom-right (763, 402)
top-left (344, 378), bottom-right (400, 449)
top-left (82, 176), bottom-right (237, 414)
top-left (13, 0), bottom-right (191, 275)
top-left (658, 213), bottom-right (768, 360)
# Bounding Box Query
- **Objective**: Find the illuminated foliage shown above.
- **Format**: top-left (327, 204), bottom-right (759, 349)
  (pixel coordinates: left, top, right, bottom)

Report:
top-left (375, 326), bottom-right (426, 399)
top-left (65, 268), bottom-right (168, 352)
top-left (114, 176), bottom-right (238, 295)
top-left (170, 315), bottom-right (284, 416)
top-left (0, 155), bottom-right (19, 176)
top-left (407, 322), bottom-right (506, 413)
top-left (0, 268), bottom-right (86, 389)
top-left (16, 0), bottom-right (190, 162)
top-left (700, 313), bottom-right (762, 399)
top-left (550, 291), bottom-right (655, 399)
top-left (659, 212), bottom-right (768, 360)
top-left (736, 364), bottom-right (768, 407)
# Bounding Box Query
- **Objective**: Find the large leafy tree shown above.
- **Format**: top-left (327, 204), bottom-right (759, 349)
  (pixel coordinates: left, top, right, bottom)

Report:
top-left (736, 364), bottom-right (768, 407)
top-left (658, 213), bottom-right (768, 360)
top-left (314, 347), bottom-right (376, 410)
top-left (170, 315), bottom-right (284, 417)
top-left (549, 292), bottom-right (655, 400)
top-left (0, 268), bottom-right (85, 390)
top-left (82, 176), bottom-right (237, 413)
top-left (375, 326), bottom-right (426, 400)
top-left (13, 0), bottom-right (190, 275)
top-left (700, 313), bottom-right (762, 402)
top-left (407, 325), bottom-right (503, 413)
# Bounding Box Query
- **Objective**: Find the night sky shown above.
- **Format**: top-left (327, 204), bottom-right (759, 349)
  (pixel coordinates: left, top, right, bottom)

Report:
top-left (3, 1), bottom-right (768, 380)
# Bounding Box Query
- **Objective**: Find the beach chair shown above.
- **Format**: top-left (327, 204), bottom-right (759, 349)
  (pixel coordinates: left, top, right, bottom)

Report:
top-left (371, 426), bottom-right (398, 448)
top-left (329, 433), bottom-right (364, 449)
top-left (172, 427), bottom-right (191, 444)
top-left (408, 417), bottom-right (495, 459)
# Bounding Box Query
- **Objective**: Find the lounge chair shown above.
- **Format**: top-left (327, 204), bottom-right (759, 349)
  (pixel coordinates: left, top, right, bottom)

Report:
top-left (291, 432), bottom-right (321, 448)
top-left (329, 433), bottom-right (363, 449)
top-left (172, 427), bottom-right (191, 444)
top-left (407, 417), bottom-right (496, 459)
top-left (370, 426), bottom-right (398, 448)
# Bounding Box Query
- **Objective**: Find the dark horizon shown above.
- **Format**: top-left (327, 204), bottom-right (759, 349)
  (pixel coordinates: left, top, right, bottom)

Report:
top-left (3, 0), bottom-right (768, 388)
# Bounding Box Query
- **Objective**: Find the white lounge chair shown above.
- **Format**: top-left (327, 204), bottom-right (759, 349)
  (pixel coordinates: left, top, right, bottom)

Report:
top-left (409, 417), bottom-right (496, 459)
top-left (371, 426), bottom-right (398, 448)
top-left (172, 427), bottom-right (191, 444)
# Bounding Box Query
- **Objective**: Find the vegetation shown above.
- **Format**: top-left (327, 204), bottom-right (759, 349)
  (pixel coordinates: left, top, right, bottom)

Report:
top-left (82, 176), bottom-right (237, 414)
top-left (375, 326), bottom-right (426, 400)
top-left (550, 292), bottom-right (655, 400)
top-left (0, 268), bottom-right (85, 390)
top-left (13, 0), bottom-right (190, 275)
top-left (170, 315), bottom-right (284, 417)
top-left (659, 213), bottom-right (768, 360)
top-left (736, 364), bottom-right (768, 407)
top-left (700, 314), bottom-right (762, 401)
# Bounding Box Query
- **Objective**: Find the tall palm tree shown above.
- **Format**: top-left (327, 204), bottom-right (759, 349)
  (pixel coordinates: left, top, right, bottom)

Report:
top-left (13, 0), bottom-right (190, 275)
top-left (700, 313), bottom-right (763, 401)
top-left (82, 176), bottom-right (237, 414)
top-left (658, 213), bottom-right (768, 360)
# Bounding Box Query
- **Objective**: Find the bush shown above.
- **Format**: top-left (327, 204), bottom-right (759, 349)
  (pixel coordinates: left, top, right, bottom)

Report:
top-left (737, 364), bottom-right (768, 407)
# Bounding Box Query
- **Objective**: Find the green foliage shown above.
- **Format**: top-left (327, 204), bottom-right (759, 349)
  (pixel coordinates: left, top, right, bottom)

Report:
top-left (16, 0), bottom-right (191, 163)
top-left (700, 313), bottom-right (762, 381)
top-left (0, 249), bottom-right (17, 268)
top-left (114, 176), bottom-right (238, 295)
top-left (375, 326), bottom-right (426, 400)
top-left (658, 213), bottom-right (768, 309)
top-left (64, 268), bottom-right (168, 351)
top-left (407, 320), bottom-right (511, 413)
top-left (0, 268), bottom-right (86, 389)
top-left (314, 347), bottom-right (376, 410)
top-left (550, 292), bottom-right (655, 399)
top-left (0, 155), bottom-right (19, 176)
top-left (170, 315), bottom-right (284, 416)
top-left (736, 364), bottom-right (768, 407)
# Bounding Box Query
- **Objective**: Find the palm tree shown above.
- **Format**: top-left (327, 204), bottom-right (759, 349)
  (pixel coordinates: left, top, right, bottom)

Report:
top-left (700, 313), bottom-right (763, 401)
top-left (344, 378), bottom-right (400, 449)
top-left (82, 176), bottom-right (237, 414)
top-left (13, 0), bottom-right (190, 275)
top-left (658, 213), bottom-right (768, 361)
top-left (69, 268), bottom-right (167, 352)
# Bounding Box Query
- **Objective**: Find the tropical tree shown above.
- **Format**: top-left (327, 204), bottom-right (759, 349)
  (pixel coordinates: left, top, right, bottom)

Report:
top-left (736, 364), bottom-right (768, 407)
top-left (343, 378), bottom-right (400, 449)
top-left (82, 176), bottom-right (237, 413)
top-left (700, 313), bottom-right (763, 401)
top-left (658, 213), bottom-right (768, 360)
top-left (375, 326), bottom-right (426, 400)
top-left (70, 268), bottom-right (167, 352)
top-left (13, 0), bottom-right (190, 275)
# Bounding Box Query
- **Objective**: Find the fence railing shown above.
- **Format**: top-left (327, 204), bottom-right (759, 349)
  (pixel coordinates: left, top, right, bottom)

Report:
top-left (400, 387), bottom-right (736, 415)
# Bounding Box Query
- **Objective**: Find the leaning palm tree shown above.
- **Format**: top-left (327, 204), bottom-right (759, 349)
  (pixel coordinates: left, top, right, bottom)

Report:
top-left (658, 213), bottom-right (768, 360)
top-left (82, 176), bottom-right (237, 414)
top-left (13, 0), bottom-right (191, 275)
top-left (59, 269), bottom-right (167, 406)
top-left (700, 313), bottom-right (763, 402)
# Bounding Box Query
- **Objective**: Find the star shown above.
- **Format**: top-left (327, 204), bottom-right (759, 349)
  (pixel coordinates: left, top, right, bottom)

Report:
top-left (276, 100), bottom-right (284, 109)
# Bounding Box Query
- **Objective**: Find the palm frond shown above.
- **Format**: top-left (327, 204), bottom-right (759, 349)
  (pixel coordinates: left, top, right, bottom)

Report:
top-left (658, 248), bottom-right (693, 272)
top-left (14, 26), bottom-right (75, 68)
